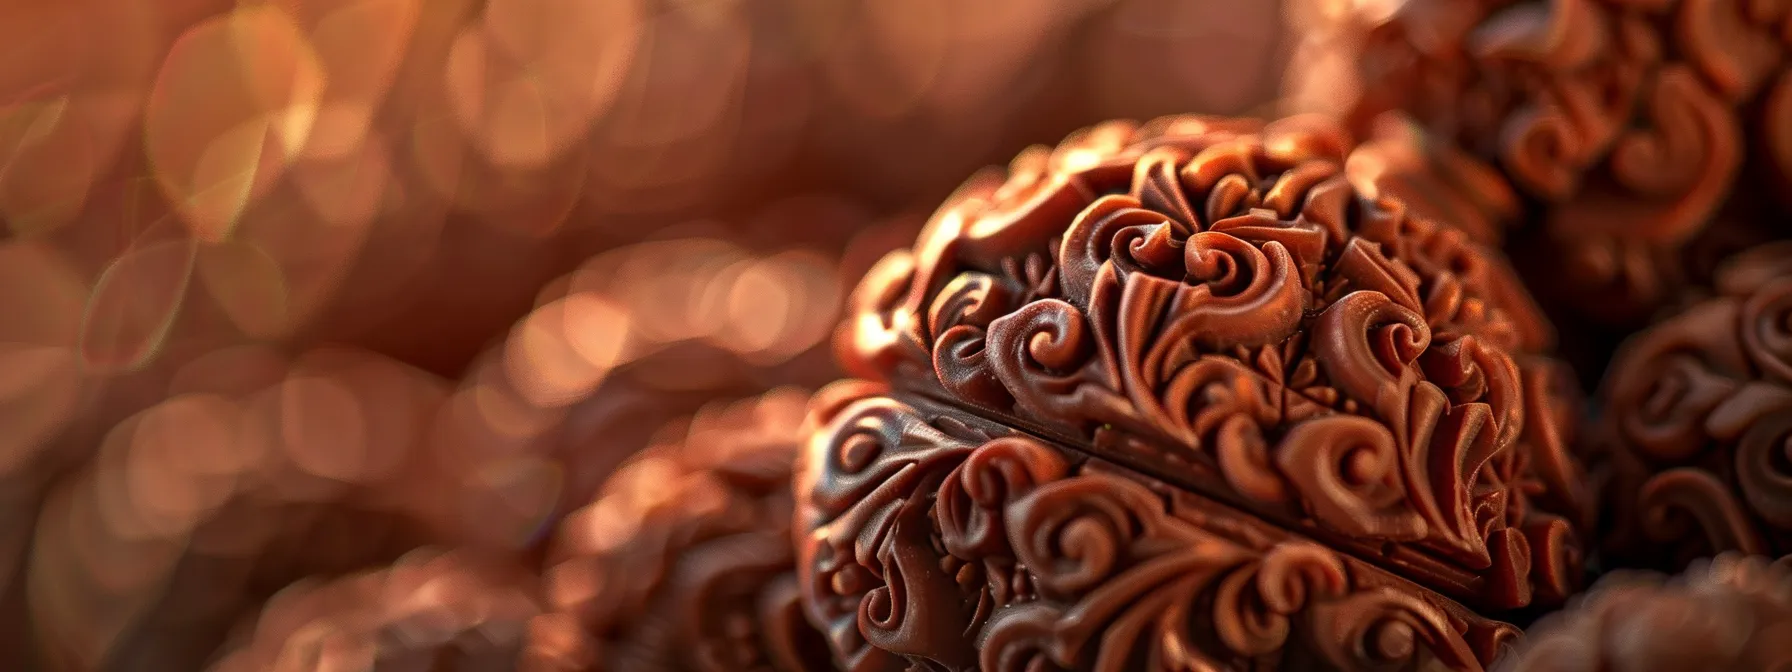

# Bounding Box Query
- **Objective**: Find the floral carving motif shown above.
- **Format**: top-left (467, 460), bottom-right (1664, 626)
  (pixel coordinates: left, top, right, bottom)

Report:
top-left (1594, 242), bottom-right (1792, 570)
top-left (1305, 0), bottom-right (1792, 322)
top-left (794, 388), bottom-right (1519, 672)
top-left (539, 390), bottom-right (833, 672)
top-left (838, 116), bottom-right (1583, 611)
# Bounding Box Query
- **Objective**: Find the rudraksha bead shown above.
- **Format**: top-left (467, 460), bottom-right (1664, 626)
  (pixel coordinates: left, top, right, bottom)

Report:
top-left (1288, 0), bottom-right (1792, 327)
top-left (1593, 242), bottom-right (1792, 570)
top-left (537, 389), bottom-right (832, 672)
top-left (799, 116), bottom-right (1590, 671)
top-left (1495, 553), bottom-right (1792, 671)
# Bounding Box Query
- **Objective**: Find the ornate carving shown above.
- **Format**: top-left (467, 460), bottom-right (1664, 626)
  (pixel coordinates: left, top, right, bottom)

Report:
top-left (1296, 0), bottom-right (1792, 323)
top-left (539, 390), bottom-right (833, 672)
top-left (837, 116), bottom-right (1583, 611)
top-left (794, 388), bottom-right (1520, 672)
top-left (1496, 554), bottom-right (1792, 671)
top-left (1594, 242), bottom-right (1792, 570)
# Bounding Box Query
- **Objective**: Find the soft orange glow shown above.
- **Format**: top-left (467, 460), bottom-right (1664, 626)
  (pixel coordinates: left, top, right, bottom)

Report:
top-left (448, 0), bottom-right (642, 168)
top-left (78, 237), bottom-right (198, 372)
top-left (505, 292), bottom-right (629, 408)
top-left (146, 6), bottom-right (324, 240)
top-left (1, 2), bottom-right (1294, 667)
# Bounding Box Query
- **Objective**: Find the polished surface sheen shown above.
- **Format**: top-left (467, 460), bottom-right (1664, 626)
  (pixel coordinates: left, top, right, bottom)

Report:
top-left (801, 116), bottom-right (1592, 671)
top-left (797, 384), bottom-right (1521, 672)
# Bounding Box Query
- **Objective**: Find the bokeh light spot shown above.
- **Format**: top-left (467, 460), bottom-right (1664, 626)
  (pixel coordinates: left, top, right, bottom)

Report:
top-left (197, 241), bottom-right (293, 339)
top-left (505, 292), bottom-right (630, 408)
top-left (277, 374), bottom-right (370, 483)
top-left (0, 97), bottom-right (95, 236)
top-left (146, 6), bottom-right (325, 240)
top-left (448, 0), bottom-right (643, 168)
top-left (79, 237), bottom-right (198, 372)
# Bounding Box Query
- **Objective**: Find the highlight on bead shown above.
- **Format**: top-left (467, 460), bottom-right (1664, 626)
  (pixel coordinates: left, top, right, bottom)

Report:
top-left (5, 1), bottom-right (1789, 670)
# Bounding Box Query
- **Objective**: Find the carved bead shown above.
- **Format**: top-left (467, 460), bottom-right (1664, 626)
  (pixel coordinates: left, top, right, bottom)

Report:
top-left (805, 117), bottom-right (1589, 671)
top-left (1594, 242), bottom-right (1792, 571)
top-left (1496, 554), bottom-right (1792, 672)
top-left (797, 386), bottom-right (1524, 672)
top-left (1288, 0), bottom-right (1792, 329)
top-left (537, 389), bottom-right (834, 672)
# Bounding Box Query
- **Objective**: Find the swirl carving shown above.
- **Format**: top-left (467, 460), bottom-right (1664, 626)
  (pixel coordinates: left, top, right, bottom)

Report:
top-left (1596, 254), bottom-right (1792, 570)
top-left (836, 115), bottom-right (1585, 611)
top-left (541, 391), bottom-right (833, 672)
top-left (796, 389), bottom-right (990, 672)
top-left (1300, 0), bottom-right (1792, 324)
top-left (794, 389), bottom-right (1517, 672)
top-left (1741, 277), bottom-right (1792, 383)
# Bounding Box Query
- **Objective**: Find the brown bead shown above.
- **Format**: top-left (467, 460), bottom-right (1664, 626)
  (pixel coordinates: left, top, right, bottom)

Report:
top-left (537, 389), bottom-right (833, 672)
top-left (806, 116), bottom-right (1590, 671)
top-left (797, 385), bottom-right (1523, 672)
top-left (1592, 242), bottom-right (1792, 570)
top-left (207, 549), bottom-right (542, 672)
top-left (422, 210), bottom-right (919, 554)
top-left (1496, 554), bottom-right (1792, 672)
top-left (1287, 0), bottom-right (1792, 331)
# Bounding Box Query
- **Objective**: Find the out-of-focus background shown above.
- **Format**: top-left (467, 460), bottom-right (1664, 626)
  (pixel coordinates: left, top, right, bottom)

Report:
top-left (0, 1), bottom-right (1293, 669)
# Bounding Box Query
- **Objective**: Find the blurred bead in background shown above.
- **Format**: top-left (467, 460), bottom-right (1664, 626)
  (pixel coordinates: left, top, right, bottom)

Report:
top-left (0, 0), bottom-right (1295, 669)
top-left (1495, 554), bottom-right (1792, 671)
top-left (534, 388), bottom-right (829, 672)
top-left (1283, 0), bottom-right (1792, 384)
top-left (208, 549), bottom-right (542, 672)
top-left (1592, 242), bottom-right (1792, 573)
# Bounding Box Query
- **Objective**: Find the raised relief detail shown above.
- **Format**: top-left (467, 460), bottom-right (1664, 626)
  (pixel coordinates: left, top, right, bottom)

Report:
top-left (836, 116), bottom-right (1584, 613)
top-left (1307, 0), bottom-right (1792, 322)
top-left (540, 390), bottom-right (834, 672)
top-left (795, 388), bottom-right (1520, 672)
top-left (1595, 242), bottom-right (1792, 570)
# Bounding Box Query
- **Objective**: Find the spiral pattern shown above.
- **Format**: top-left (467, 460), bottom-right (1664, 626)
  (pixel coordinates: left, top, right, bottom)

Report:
top-left (984, 299), bottom-right (1128, 429)
top-left (1313, 290), bottom-right (1432, 419)
top-left (936, 438), bottom-right (1070, 558)
top-left (1609, 330), bottom-right (1745, 465)
top-left (1059, 197), bottom-right (1187, 307)
top-left (1734, 413), bottom-right (1792, 530)
top-left (1637, 468), bottom-right (1766, 557)
top-left (930, 273), bottom-right (1018, 408)
top-left (1278, 414), bottom-right (1427, 540)
top-left (976, 603), bottom-right (1071, 672)
top-left (795, 389), bottom-right (1517, 671)
top-left (1740, 278), bottom-right (1792, 384)
top-left (1210, 542), bottom-right (1348, 657)
top-left (1006, 477), bottom-right (1148, 596)
top-left (1592, 252), bottom-right (1792, 569)
top-left (1297, 0), bottom-right (1791, 325)
top-left (829, 113), bottom-right (1584, 618)
top-left (1307, 588), bottom-right (1483, 670)
top-left (1158, 232), bottom-right (1307, 350)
